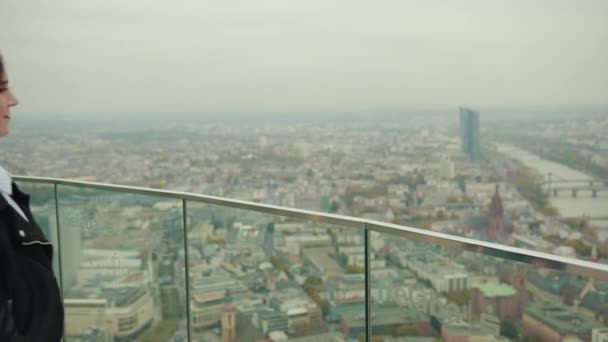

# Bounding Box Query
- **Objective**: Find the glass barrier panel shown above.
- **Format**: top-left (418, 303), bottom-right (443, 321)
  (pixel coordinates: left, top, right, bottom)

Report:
top-left (186, 201), bottom-right (364, 341)
top-left (371, 229), bottom-right (608, 341)
top-left (57, 185), bottom-right (188, 341)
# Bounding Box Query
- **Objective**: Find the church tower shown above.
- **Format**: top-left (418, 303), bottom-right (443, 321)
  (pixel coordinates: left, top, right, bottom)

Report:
top-left (488, 185), bottom-right (504, 241)
top-left (222, 302), bottom-right (237, 342)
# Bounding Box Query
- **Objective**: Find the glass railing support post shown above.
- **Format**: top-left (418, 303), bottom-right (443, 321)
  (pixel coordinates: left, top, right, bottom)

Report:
top-left (53, 183), bottom-right (65, 292)
top-left (53, 183), bottom-right (66, 341)
top-left (182, 199), bottom-right (192, 342)
top-left (364, 225), bottom-right (371, 342)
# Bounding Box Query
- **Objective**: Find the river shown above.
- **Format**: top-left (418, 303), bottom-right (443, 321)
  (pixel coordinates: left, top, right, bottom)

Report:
top-left (496, 145), bottom-right (608, 238)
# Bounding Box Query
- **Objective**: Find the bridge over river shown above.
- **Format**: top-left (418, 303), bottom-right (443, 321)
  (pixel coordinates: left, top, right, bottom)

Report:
top-left (542, 176), bottom-right (608, 198)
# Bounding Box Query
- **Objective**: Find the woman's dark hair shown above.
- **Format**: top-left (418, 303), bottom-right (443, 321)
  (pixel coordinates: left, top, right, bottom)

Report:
top-left (0, 54), bottom-right (4, 76)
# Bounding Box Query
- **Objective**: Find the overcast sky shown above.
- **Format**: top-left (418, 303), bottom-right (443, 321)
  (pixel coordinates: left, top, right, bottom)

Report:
top-left (1, 0), bottom-right (607, 115)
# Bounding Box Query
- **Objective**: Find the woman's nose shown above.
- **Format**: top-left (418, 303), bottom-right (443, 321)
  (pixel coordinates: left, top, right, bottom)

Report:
top-left (8, 90), bottom-right (18, 107)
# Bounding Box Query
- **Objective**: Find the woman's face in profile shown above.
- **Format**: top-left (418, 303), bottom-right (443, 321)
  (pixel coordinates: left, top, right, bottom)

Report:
top-left (0, 68), bottom-right (19, 136)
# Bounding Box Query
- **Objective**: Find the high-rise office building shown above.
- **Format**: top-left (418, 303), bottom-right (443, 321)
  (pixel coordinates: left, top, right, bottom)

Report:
top-left (459, 107), bottom-right (483, 161)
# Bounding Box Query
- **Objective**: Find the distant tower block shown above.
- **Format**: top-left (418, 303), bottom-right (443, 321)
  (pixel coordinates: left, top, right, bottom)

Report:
top-left (222, 302), bottom-right (237, 342)
top-left (459, 107), bottom-right (483, 161)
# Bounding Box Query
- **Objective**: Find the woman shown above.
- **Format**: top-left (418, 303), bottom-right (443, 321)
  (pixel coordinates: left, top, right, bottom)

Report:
top-left (0, 54), bottom-right (64, 341)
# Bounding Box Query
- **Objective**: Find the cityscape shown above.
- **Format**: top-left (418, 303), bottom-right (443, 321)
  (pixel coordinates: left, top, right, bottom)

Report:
top-left (2, 107), bottom-right (608, 342)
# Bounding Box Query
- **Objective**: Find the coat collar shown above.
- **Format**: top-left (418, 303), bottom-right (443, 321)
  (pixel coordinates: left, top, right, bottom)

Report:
top-left (10, 182), bottom-right (29, 201)
top-left (0, 166), bottom-right (12, 195)
top-left (0, 180), bottom-right (29, 211)
top-left (0, 165), bottom-right (30, 201)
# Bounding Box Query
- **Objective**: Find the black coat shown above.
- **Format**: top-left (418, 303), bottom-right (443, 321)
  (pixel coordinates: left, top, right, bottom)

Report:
top-left (0, 182), bottom-right (64, 341)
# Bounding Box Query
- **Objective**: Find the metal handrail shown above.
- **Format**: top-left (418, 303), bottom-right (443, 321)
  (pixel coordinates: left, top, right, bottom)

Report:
top-left (15, 175), bottom-right (608, 281)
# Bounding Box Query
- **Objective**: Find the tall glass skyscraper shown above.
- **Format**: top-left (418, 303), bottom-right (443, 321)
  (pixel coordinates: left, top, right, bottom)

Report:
top-left (459, 107), bottom-right (483, 161)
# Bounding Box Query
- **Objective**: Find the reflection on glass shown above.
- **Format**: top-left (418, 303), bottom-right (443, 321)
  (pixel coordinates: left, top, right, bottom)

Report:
top-left (57, 186), bottom-right (188, 341)
top-left (371, 231), bottom-right (608, 341)
top-left (186, 201), bottom-right (363, 341)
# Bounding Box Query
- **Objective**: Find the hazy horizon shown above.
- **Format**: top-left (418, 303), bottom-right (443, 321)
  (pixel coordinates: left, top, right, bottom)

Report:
top-left (11, 103), bottom-right (608, 120)
top-left (2, 0), bottom-right (608, 114)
